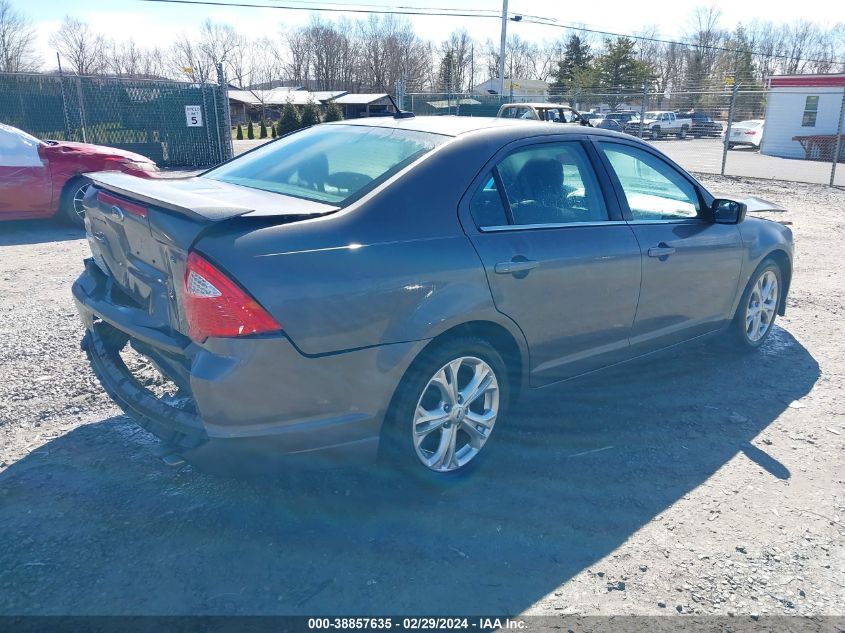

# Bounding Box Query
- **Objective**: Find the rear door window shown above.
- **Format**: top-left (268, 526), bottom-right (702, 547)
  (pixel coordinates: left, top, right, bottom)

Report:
top-left (493, 142), bottom-right (608, 226)
top-left (468, 173), bottom-right (508, 228)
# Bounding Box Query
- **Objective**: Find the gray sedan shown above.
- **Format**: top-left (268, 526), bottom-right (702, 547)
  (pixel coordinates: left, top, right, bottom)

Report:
top-left (73, 116), bottom-right (793, 479)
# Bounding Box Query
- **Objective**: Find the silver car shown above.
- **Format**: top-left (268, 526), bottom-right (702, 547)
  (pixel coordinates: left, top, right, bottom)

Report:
top-left (73, 116), bottom-right (793, 480)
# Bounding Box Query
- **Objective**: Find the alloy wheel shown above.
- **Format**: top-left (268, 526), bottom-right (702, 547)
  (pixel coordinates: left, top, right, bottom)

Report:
top-left (745, 270), bottom-right (779, 342)
top-left (412, 356), bottom-right (499, 473)
top-left (72, 183), bottom-right (91, 221)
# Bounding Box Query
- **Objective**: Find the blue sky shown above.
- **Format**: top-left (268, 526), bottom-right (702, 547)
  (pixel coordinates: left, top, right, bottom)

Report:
top-left (23, 0), bottom-right (843, 68)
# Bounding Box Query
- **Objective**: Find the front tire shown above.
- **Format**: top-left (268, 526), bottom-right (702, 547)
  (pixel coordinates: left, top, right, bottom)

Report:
top-left (60, 177), bottom-right (92, 228)
top-left (729, 260), bottom-right (782, 350)
top-left (381, 337), bottom-right (509, 481)
top-left (650, 126), bottom-right (661, 140)
top-left (678, 127), bottom-right (688, 139)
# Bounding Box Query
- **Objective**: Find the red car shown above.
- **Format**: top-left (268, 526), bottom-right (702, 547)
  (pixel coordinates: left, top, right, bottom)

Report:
top-left (0, 123), bottom-right (158, 227)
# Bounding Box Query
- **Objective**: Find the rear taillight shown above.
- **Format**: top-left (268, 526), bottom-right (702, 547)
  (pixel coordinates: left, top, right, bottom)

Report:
top-left (96, 190), bottom-right (148, 218)
top-left (183, 252), bottom-right (281, 342)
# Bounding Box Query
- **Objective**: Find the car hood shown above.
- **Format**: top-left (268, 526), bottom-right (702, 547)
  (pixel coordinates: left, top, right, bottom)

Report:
top-left (42, 141), bottom-right (154, 164)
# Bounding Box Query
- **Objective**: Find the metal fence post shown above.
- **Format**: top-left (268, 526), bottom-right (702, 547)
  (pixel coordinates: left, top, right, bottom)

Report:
top-left (721, 81), bottom-right (739, 176)
top-left (75, 76), bottom-right (88, 144)
top-left (56, 53), bottom-right (72, 141)
top-left (830, 88), bottom-right (845, 187)
top-left (216, 63), bottom-right (233, 163)
top-left (638, 81), bottom-right (648, 139)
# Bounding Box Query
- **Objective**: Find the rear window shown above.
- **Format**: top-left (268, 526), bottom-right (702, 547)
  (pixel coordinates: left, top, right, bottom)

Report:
top-left (204, 125), bottom-right (448, 206)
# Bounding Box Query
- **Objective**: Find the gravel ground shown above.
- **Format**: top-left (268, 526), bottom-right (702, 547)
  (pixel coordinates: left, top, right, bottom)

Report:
top-left (0, 175), bottom-right (842, 617)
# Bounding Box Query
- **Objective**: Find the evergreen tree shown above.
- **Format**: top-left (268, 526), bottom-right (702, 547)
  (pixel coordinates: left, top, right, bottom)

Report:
top-left (595, 37), bottom-right (652, 110)
top-left (551, 34), bottom-right (593, 105)
top-left (247, 120), bottom-right (255, 140)
top-left (301, 99), bottom-right (321, 127)
top-left (259, 119), bottom-right (267, 139)
top-left (722, 25), bottom-right (763, 118)
top-left (235, 124), bottom-right (243, 140)
top-left (278, 100), bottom-right (301, 135)
top-left (438, 50), bottom-right (456, 93)
top-left (324, 101), bottom-right (344, 122)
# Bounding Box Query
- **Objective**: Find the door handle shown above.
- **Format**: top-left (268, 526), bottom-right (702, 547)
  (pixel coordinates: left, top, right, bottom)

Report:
top-left (647, 245), bottom-right (676, 258)
top-left (494, 259), bottom-right (539, 274)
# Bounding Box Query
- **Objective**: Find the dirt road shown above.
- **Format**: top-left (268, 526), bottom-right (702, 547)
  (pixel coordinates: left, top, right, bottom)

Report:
top-left (0, 175), bottom-right (842, 617)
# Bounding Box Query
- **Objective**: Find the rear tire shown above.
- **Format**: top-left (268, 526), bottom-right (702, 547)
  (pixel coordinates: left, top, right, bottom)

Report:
top-left (60, 177), bottom-right (91, 228)
top-left (678, 127), bottom-right (688, 139)
top-left (728, 259), bottom-right (782, 351)
top-left (380, 337), bottom-right (510, 484)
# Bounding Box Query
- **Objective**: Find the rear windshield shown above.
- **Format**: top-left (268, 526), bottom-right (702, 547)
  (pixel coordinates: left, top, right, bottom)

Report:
top-left (204, 124), bottom-right (448, 206)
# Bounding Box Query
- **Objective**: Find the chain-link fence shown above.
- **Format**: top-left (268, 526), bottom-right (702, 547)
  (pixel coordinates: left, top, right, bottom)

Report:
top-left (407, 88), bottom-right (845, 187)
top-left (0, 70), bottom-right (233, 168)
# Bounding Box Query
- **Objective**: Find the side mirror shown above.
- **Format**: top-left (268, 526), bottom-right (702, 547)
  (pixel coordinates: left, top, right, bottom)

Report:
top-left (712, 198), bottom-right (748, 224)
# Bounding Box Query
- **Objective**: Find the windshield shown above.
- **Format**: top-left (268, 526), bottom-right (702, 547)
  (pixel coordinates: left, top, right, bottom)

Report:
top-left (205, 124), bottom-right (448, 206)
top-left (645, 112), bottom-right (661, 119)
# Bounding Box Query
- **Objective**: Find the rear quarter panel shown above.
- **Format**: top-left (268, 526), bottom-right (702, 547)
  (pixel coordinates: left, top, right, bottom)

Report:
top-left (194, 133), bottom-right (528, 357)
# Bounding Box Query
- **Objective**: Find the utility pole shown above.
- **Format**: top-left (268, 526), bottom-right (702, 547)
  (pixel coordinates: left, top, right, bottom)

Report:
top-left (721, 78), bottom-right (739, 176)
top-left (498, 0), bottom-right (508, 97)
top-left (470, 43), bottom-right (474, 94)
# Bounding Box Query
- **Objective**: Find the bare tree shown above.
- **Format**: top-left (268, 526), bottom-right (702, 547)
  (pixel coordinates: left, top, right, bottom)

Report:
top-left (170, 35), bottom-right (212, 83)
top-left (0, 0), bottom-right (39, 72)
top-left (50, 16), bottom-right (106, 75)
top-left (106, 39), bottom-right (145, 77)
top-left (437, 29), bottom-right (473, 92)
top-left (682, 5), bottom-right (726, 97)
top-left (198, 19), bottom-right (243, 80)
top-left (357, 15), bottom-right (429, 92)
top-left (284, 26), bottom-right (312, 85)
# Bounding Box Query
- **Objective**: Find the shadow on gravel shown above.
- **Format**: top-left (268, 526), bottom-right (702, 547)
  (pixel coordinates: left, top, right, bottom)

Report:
top-left (0, 326), bottom-right (818, 615)
top-left (0, 220), bottom-right (82, 246)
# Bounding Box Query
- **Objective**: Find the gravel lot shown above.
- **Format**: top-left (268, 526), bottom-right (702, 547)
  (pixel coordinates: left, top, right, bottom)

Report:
top-left (0, 175), bottom-right (843, 617)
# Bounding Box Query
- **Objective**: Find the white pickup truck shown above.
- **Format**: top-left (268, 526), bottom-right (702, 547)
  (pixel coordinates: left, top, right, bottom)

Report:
top-left (625, 111), bottom-right (692, 140)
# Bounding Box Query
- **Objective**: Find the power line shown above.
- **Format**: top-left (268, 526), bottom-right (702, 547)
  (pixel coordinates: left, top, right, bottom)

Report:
top-left (131, 0), bottom-right (841, 66)
top-left (518, 16), bottom-right (839, 66)
top-left (135, 0), bottom-right (507, 19)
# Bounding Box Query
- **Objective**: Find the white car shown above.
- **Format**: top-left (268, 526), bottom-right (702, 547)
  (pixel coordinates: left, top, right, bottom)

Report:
top-left (727, 120), bottom-right (765, 149)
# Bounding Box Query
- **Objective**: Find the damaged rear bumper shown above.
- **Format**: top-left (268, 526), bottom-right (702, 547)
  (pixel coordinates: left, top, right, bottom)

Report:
top-left (73, 259), bottom-right (424, 469)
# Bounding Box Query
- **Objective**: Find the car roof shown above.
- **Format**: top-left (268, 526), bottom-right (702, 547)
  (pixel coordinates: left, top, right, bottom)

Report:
top-left (326, 115), bottom-right (630, 142)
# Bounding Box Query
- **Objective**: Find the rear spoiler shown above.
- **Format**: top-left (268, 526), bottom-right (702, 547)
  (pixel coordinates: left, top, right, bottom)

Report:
top-left (86, 171), bottom-right (337, 222)
top-left (87, 171), bottom-right (249, 222)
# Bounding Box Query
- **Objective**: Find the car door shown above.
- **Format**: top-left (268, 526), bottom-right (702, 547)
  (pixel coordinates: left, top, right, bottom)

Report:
top-left (460, 138), bottom-right (642, 385)
top-left (0, 125), bottom-right (52, 215)
top-left (595, 140), bottom-right (743, 349)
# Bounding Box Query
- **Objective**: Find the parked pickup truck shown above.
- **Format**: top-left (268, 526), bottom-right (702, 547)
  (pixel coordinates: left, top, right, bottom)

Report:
top-left (626, 111), bottom-right (692, 139)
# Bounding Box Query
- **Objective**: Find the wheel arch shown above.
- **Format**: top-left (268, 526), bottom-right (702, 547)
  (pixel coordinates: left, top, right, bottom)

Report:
top-left (385, 319), bottom-right (528, 428)
top-left (765, 248), bottom-right (791, 315)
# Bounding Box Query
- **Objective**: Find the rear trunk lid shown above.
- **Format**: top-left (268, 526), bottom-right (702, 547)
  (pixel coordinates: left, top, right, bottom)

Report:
top-left (83, 171), bottom-right (336, 337)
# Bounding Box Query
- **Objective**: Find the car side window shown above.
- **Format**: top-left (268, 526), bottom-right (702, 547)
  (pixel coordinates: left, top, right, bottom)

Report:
top-left (599, 143), bottom-right (700, 221)
top-left (469, 173), bottom-right (508, 228)
top-left (495, 142), bottom-right (609, 226)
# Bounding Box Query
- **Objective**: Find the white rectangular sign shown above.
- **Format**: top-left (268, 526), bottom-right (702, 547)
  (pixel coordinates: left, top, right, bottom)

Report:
top-left (185, 105), bottom-right (203, 127)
